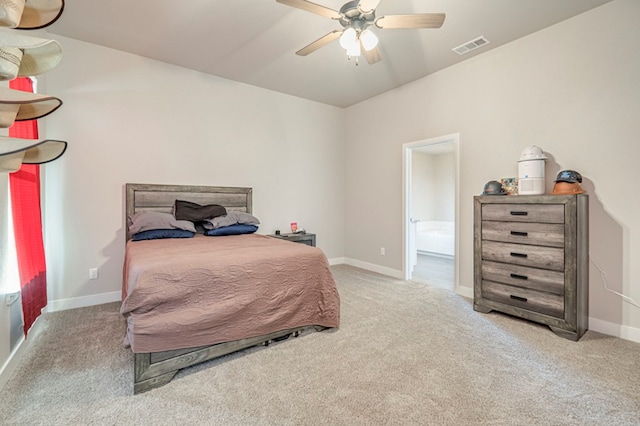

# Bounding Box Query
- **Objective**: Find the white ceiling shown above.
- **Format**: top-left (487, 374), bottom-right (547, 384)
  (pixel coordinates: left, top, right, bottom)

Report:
top-left (47, 0), bottom-right (613, 108)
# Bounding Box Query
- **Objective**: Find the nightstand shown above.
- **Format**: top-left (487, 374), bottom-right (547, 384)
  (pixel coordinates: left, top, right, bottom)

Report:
top-left (268, 232), bottom-right (316, 247)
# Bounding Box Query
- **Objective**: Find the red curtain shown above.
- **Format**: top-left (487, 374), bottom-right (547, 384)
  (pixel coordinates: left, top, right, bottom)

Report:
top-left (8, 77), bottom-right (48, 335)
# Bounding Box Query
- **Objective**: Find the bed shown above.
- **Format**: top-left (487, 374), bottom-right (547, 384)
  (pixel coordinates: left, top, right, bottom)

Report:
top-left (121, 183), bottom-right (340, 394)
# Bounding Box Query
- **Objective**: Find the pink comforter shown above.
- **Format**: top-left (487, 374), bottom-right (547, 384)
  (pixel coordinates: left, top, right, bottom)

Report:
top-left (121, 234), bottom-right (340, 353)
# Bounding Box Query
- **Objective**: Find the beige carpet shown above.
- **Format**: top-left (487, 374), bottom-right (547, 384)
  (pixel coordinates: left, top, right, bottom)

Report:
top-left (1, 265), bottom-right (639, 425)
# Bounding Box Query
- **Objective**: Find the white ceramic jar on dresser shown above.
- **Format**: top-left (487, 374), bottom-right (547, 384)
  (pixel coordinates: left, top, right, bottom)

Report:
top-left (473, 194), bottom-right (589, 341)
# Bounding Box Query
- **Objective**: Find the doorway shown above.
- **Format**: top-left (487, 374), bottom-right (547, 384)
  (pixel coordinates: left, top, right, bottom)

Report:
top-left (403, 134), bottom-right (459, 291)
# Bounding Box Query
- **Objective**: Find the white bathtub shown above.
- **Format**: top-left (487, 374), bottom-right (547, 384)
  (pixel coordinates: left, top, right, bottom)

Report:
top-left (416, 221), bottom-right (455, 257)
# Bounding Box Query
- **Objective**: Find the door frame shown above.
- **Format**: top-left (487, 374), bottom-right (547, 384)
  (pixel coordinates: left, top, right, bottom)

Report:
top-left (402, 133), bottom-right (460, 291)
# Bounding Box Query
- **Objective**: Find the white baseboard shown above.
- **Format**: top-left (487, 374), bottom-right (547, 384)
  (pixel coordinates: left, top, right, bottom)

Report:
top-left (45, 291), bottom-right (121, 313)
top-left (2, 292), bottom-right (120, 389)
top-left (333, 259), bottom-right (640, 344)
top-left (455, 286), bottom-right (473, 299)
top-left (327, 257), bottom-right (345, 266)
top-left (0, 313), bottom-right (46, 392)
top-left (589, 317), bottom-right (640, 343)
top-left (1, 279), bottom-right (638, 392)
top-left (335, 257), bottom-right (473, 299)
top-left (0, 334), bottom-right (25, 392)
top-left (343, 258), bottom-right (403, 279)
top-left (42, 287), bottom-right (640, 345)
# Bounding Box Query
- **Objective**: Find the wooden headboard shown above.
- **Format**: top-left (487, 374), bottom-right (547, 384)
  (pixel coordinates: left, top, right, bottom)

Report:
top-left (125, 183), bottom-right (253, 241)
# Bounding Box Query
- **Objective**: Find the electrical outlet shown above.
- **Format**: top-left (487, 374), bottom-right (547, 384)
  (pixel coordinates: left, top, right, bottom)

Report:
top-left (380, 247), bottom-right (386, 256)
top-left (89, 268), bottom-right (98, 280)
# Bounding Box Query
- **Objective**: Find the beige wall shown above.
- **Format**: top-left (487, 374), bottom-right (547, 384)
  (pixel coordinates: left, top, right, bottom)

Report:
top-left (433, 154), bottom-right (455, 221)
top-left (40, 36), bottom-right (346, 307)
top-left (344, 0), bottom-right (640, 339)
top-left (411, 153), bottom-right (436, 222)
top-left (411, 150), bottom-right (456, 222)
top-left (412, 152), bottom-right (455, 223)
top-left (2, 0), bottom-right (636, 342)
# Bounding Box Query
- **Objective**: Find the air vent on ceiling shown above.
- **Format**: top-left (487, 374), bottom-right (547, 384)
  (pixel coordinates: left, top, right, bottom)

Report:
top-left (452, 36), bottom-right (490, 55)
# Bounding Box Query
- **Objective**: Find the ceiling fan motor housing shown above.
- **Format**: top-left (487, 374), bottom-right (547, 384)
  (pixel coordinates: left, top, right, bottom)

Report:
top-left (339, 0), bottom-right (375, 31)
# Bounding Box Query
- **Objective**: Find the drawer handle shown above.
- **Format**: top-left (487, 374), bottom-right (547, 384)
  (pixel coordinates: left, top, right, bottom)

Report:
top-left (510, 273), bottom-right (528, 280)
top-left (510, 295), bottom-right (528, 302)
top-left (510, 211), bottom-right (528, 216)
top-left (510, 231), bottom-right (528, 237)
top-left (510, 252), bottom-right (528, 258)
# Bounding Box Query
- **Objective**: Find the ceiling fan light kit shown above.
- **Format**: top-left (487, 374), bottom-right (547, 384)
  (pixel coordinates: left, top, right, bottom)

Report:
top-left (360, 29), bottom-right (378, 51)
top-left (276, 0), bottom-right (445, 66)
top-left (339, 27), bottom-right (357, 50)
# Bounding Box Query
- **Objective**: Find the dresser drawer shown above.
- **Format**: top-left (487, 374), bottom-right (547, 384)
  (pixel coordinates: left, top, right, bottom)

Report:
top-left (481, 221), bottom-right (564, 247)
top-left (481, 260), bottom-right (564, 295)
top-left (481, 280), bottom-right (564, 318)
top-left (482, 204), bottom-right (564, 223)
top-left (482, 240), bottom-right (564, 271)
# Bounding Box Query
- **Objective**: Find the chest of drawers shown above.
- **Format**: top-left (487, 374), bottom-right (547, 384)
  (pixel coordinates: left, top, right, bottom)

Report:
top-left (473, 194), bottom-right (588, 340)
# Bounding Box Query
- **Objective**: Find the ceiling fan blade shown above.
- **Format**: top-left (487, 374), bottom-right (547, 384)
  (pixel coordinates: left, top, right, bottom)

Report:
top-left (376, 13), bottom-right (445, 29)
top-left (357, 0), bottom-right (382, 14)
top-left (361, 42), bottom-right (383, 65)
top-left (276, 0), bottom-right (341, 19)
top-left (296, 30), bottom-right (342, 56)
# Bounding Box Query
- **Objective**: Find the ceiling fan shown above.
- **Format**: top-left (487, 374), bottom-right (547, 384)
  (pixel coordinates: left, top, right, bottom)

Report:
top-left (276, 0), bottom-right (445, 65)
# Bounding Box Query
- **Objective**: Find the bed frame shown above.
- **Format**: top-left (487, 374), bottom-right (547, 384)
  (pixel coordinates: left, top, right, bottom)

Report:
top-left (124, 183), bottom-right (326, 394)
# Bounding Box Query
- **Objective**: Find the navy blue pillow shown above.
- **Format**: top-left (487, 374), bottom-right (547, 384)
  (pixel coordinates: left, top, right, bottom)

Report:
top-left (204, 224), bottom-right (258, 236)
top-left (132, 229), bottom-right (195, 241)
